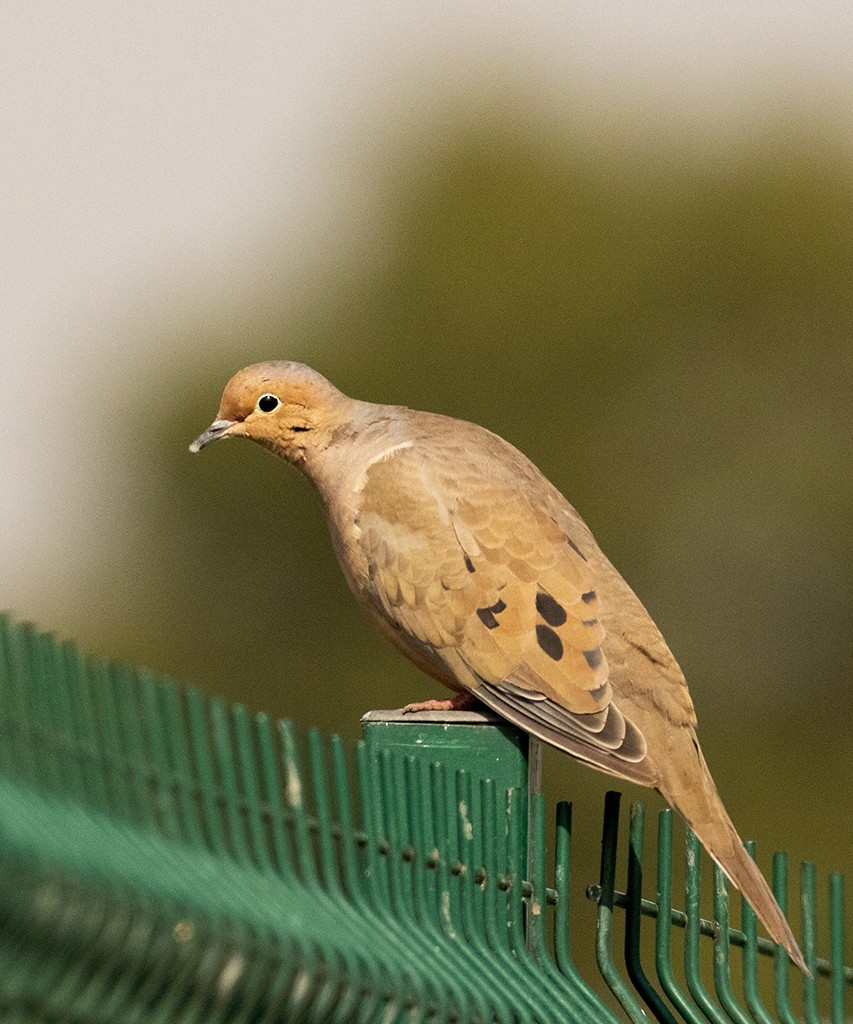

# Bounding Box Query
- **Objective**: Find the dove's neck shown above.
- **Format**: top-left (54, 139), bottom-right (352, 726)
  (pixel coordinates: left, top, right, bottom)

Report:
top-left (299, 400), bottom-right (414, 506)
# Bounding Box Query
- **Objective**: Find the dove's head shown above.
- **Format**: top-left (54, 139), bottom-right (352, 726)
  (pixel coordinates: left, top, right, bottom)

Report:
top-left (189, 361), bottom-right (351, 465)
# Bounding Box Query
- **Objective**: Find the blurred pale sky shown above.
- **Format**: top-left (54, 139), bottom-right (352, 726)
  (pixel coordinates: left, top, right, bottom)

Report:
top-left (2, 0), bottom-right (853, 620)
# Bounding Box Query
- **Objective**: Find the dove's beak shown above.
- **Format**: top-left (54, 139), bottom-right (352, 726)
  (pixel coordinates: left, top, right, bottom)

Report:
top-left (189, 419), bottom-right (238, 453)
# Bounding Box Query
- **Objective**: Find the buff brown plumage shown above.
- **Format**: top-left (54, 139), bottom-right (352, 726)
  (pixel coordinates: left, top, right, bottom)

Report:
top-left (191, 360), bottom-right (807, 972)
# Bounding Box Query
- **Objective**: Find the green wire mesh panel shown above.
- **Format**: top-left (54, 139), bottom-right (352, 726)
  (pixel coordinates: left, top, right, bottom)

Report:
top-left (0, 615), bottom-right (849, 1023)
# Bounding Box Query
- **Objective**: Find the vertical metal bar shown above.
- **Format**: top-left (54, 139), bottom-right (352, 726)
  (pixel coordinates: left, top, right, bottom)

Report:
top-left (255, 712), bottom-right (296, 877)
top-left (405, 755), bottom-right (475, 1020)
top-left (232, 704), bottom-right (273, 873)
top-left (328, 735), bottom-right (385, 1024)
top-left (278, 719), bottom-right (317, 884)
top-left (554, 800), bottom-right (623, 1024)
top-left (378, 748), bottom-right (412, 921)
top-left (19, 624), bottom-right (58, 791)
top-left (740, 841), bottom-right (776, 1024)
top-left (356, 740), bottom-right (391, 906)
top-left (402, 756), bottom-right (434, 925)
top-left (307, 729), bottom-right (343, 892)
top-left (428, 761), bottom-right (494, 1024)
top-left (553, 800), bottom-right (574, 972)
top-left (829, 873), bottom-right (845, 1024)
top-left (185, 686), bottom-right (229, 859)
top-left (453, 769), bottom-right (531, 1022)
top-left (278, 721), bottom-right (344, 1023)
top-left (800, 861), bottom-right (820, 1024)
top-left (138, 670), bottom-right (182, 843)
top-left (38, 632), bottom-right (75, 796)
top-left (114, 662), bottom-right (160, 831)
top-left (527, 791), bottom-right (548, 962)
top-left (0, 617), bottom-right (37, 778)
top-left (47, 637), bottom-right (86, 804)
top-left (596, 790), bottom-right (651, 1024)
top-left (479, 776), bottom-right (507, 953)
top-left (526, 735), bottom-right (542, 905)
top-left (772, 851), bottom-right (800, 1024)
top-left (351, 745), bottom-right (434, 1017)
top-left (655, 809), bottom-right (704, 1024)
top-left (625, 802), bottom-right (678, 1024)
top-left (152, 681), bottom-right (196, 847)
top-left (306, 729), bottom-right (371, 1024)
top-left (683, 830), bottom-right (728, 1024)
top-left (329, 734), bottom-right (361, 896)
top-left (61, 639), bottom-right (106, 811)
top-left (711, 864), bottom-right (751, 1024)
top-left (529, 789), bottom-right (595, 1019)
top-left (504, 786), bottom-right (529, 956)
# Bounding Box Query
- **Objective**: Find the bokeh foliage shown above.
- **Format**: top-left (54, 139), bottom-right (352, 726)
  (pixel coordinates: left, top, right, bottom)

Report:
top-left (55, 105), bottom-right (852, 916)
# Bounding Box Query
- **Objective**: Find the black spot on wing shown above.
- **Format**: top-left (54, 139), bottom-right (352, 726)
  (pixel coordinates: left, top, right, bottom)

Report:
top-left (536, 624), bottom-right (564, 661)
top-left (463, 553), bottom-right (476, 573)
top-left (583, 647), bottom-right (604, 670)
top-left (535, 591), bottom-right (567, 627)
top-left (477, 598), bottom-right (507, 630)
top-left (567, 537), bottom-right (587, 561)
top-left (581, 618), bottom-right (599, 627)
top-left (581, 590), bottom-right (596, 604)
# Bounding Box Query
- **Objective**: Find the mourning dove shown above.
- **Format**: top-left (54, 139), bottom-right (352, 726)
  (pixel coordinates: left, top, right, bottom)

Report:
top-left (191, 360), bottom-right (806, 972)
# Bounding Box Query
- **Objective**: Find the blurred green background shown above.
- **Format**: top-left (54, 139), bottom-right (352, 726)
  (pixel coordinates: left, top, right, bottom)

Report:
top-left (3, 4), bottom-right (852, 981)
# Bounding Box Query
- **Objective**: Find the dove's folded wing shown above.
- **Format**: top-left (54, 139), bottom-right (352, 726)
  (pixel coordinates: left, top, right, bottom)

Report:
top-left (357, 446), bottom-right (654, 785)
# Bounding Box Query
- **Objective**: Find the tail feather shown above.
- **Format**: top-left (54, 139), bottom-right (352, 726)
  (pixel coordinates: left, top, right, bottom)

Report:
top-left (659, 738), bottom-right (808, 974)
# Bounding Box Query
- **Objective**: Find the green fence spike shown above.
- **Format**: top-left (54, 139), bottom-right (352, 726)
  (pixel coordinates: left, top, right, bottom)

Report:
top-left (525, 791), bottom-right (600, 1022)
top-left (12, 624), bottom-right (40, 784)
top-left (800, 861), bottom-right (821, 1024)
top-left (276, 721), bottom-right (349, 1024)
top-left (328, 738), bottom-right (400, 1024)
top-left (683, 830), bottom-right (729, 1024)
top-left (454, 768), bottom-right (526, 1022)
top-left (654, 809), bottom-right (705, 1024)
top-left (231, 704), bottom-right (272, 873)
top-left (504, 784), bottom-right (532, 956)
top-left (739, 841), bottom-right (776, 1024)
top-left (49, 638), bottom-right (86, 805)
top-left (829, 873), bottom-right (846, 1024)
top-left (115, 662), bottom-right (155, 829)
top-left (596, 790), bottom-right (652, 1024)
top-left (254, 712), bottom-right (296, 877)
top-left (404, 756), bottom-right (477, 1020)
top-left (711, 864), bottom-right (751, 1024)
top-left (428, 761), bottom-right (494, 1023)
top-left (209, 697), bottom-right (252, 867)
top-left (184, 686), bottom-right (229, 859)
top-left (138, 669), bottom-right (182, 844)
top-left (355, 742), bottom-right (439, 1017)
top-left (480, 775), bottom-right (509, 955)
top-left (527, 791), bottom-right (548, 963)
top-left (772, 851), bottom-right (799, 1024)
top-left (625, 802), bottom-right (678, 1024)
top-left (554, 800), bottom-right (622, 1023)
top-left (279, 718), bottom-right (318, 886)
top-left (402, 756), bottom-right (430, 925)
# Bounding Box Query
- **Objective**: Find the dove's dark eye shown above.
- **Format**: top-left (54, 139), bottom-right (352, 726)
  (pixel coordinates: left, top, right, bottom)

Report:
top-left (257, 393), bottom-right (280, 413)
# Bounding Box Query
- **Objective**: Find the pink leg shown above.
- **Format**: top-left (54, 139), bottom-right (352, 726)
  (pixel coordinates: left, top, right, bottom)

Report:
top-left (401, 691), bottom-right (481, 714)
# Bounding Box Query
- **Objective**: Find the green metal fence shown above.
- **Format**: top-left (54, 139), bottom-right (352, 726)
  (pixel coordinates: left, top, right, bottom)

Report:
top-left (0, 615), bottom-right (848, 1022)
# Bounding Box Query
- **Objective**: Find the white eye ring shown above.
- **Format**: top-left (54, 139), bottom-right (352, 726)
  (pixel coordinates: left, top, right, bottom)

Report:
top-left (257, 393), bottom-right (280, 413)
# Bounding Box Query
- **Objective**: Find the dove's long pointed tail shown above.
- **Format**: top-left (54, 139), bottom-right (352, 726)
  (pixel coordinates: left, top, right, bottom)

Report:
top-left (658, 738), bottom-right (808, 974)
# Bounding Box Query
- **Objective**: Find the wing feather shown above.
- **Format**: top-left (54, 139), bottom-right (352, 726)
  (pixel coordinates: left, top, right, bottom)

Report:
top-left (356, 444), bottom-right (652, 777)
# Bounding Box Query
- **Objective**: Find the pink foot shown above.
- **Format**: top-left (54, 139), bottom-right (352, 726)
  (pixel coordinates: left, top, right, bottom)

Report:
top-left (401, 692), bottom-right (480, 714)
